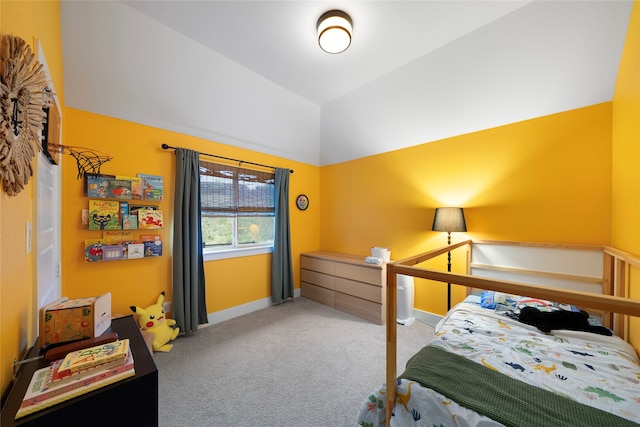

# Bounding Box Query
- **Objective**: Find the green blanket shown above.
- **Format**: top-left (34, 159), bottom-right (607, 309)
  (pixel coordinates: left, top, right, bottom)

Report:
top-left (399, 345), bottom-right (639, 427)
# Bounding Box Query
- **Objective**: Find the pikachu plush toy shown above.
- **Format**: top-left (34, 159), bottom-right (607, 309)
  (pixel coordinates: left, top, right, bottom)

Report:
top-left (130, 292), bottom-right (179, 352)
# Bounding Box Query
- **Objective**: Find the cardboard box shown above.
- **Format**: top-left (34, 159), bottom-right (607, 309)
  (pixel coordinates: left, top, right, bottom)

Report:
top-left (39, 293), bottom-right (112, 348)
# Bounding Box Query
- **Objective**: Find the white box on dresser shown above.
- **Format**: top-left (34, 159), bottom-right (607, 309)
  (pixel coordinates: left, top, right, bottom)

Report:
top-left (300, 251), bottom-right (386, 324)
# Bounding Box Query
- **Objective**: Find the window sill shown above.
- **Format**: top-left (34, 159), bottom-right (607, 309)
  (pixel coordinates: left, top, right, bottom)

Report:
top-left (203, 245), bottom-right (273, 261)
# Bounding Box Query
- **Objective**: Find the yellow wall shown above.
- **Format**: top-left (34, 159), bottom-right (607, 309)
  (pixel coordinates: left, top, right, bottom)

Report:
top-left (1, 0), bottom-right (64, 399)
top-left (61, 109), bottom-right (320, 317)
top-left (612, 1), bottom-right (640, 348)
top-left (320, 103), bottom-right (613, 314)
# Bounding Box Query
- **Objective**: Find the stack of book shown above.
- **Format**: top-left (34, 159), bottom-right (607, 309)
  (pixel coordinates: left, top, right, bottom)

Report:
top-left (16, 339), bottom-right (135, 419)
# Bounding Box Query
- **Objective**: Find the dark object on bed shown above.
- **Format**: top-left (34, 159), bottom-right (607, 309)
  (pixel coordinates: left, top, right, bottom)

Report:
top-left (518, 306), bottom-right (612, 336)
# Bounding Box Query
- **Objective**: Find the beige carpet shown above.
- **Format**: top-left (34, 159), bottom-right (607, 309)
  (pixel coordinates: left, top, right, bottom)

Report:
top-left (155, 297), bottom-right (434, 427)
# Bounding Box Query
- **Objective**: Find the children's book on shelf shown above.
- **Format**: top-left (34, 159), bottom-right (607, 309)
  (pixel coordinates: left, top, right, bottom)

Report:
top-left (84, 239), bottom-right (108, 262)
top-left (138, 173), bottom-right (164, 201)
top-left (102, 245), bottom-right (125, 261)
top-left (115, 175), bottom-right (143, 200)
top-left (107, 179), bottom-right (133, 199)
top-left (88, 200), bottom-right (120, 230)
top-left (57, 339), bottom-right (130, 375)
top-left (138, 209), bottom-right (163, 229)
top-left (120, 239), bottom-right (144, 259)
top-left (118, 202), bottom-right (129, 228)
top-left (81, 209), bottom-right (89, 229)
top-left (120, 242), bottom-right (130, 258)
top-left (127, 243), bottom-right (145, 259)
top-left (144, 240), bottom-right (163, 257)
top-left (16, 347), bottom-right (134, 419)
top-left (123, 214), bottom-right (138, 230)
top-left (129, 204), bottom-right (158, 216)
top-left (85, 174), bottom-right (115, 198)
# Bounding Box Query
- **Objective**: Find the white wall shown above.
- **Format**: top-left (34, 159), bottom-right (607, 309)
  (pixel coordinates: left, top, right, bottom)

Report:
top-left (61, 1), bottom-right (321, 165)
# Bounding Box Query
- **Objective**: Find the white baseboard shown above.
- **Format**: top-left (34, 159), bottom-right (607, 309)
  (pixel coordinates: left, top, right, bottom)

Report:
top-left (412, 308), bottom-right (443, 328)
top-left (204, 288), bottom-right (301, 327)
top-left (204, 293), bottom-right (440, 329)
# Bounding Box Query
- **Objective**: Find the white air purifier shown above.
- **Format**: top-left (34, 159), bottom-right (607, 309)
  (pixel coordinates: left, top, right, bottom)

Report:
top-left (396, 274), bottom-right (415, 326)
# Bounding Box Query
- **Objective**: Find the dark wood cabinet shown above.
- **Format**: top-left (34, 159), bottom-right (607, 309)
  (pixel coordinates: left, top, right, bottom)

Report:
top-left (1, 315), bottom-right (158, 427)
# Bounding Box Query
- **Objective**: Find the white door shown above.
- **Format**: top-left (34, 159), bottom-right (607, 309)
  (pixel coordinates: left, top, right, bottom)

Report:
top-left (37, 152), bottom-right (61, 319)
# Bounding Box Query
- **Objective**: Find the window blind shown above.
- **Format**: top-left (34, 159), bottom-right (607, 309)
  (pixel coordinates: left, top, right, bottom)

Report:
top-left (199, 161), bottom-right (275, 217)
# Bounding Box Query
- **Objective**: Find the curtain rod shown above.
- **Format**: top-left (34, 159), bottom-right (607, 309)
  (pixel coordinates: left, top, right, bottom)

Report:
top-left (161, 144), bottom-right (293, 174)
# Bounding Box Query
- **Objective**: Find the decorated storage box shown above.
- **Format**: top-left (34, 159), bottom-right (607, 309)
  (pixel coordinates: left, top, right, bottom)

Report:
top-left (39, 293), bottom-right (112, 347)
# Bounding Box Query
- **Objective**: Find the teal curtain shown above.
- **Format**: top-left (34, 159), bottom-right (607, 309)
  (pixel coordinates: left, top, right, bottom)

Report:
top-left (271, 168), bottom-right (294, 303)
top-left (173, 148), bottom-right (208, 333)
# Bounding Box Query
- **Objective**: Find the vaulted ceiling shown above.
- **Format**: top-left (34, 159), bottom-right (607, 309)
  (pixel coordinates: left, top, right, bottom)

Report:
top-left (60, 1), bottom-right (633, 166)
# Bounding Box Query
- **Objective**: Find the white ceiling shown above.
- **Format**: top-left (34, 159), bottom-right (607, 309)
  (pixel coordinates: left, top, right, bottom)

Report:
top-left (60, 1), bottom-right (633, 166)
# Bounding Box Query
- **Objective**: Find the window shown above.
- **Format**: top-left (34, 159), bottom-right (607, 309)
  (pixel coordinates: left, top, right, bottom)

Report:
top-left (200, 161), bottom-right (275, 258)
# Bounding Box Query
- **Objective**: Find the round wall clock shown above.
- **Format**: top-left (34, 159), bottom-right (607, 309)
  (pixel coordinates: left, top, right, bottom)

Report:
top-left (296, 194), bottom-right (309, 210)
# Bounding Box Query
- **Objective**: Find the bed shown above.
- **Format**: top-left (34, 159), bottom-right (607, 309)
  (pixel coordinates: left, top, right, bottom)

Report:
top-left (355, 240), bottom-right (640, 426)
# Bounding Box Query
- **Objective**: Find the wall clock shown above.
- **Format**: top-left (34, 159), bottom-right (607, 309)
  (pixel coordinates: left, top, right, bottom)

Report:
top-left (296, 194), bottom-right (309, 210)
top-left (0, 34), bottom-right (49, 196)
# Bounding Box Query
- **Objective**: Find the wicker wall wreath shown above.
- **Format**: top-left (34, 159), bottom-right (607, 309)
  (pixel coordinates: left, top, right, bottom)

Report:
top-left (0, 34), bottom-right (48, 196)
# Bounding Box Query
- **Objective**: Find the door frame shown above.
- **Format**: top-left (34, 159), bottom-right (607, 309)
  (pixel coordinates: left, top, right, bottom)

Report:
top-left (34, 38), bottom-right (62, 337)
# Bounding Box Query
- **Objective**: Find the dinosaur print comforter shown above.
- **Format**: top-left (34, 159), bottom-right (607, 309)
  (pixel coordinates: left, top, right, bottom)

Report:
top-left (356, 302), bottom-right (640, 426)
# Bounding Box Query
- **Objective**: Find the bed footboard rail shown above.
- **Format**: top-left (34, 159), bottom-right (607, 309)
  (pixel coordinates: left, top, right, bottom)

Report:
top-left (385, 240), bottom-right (473, 425)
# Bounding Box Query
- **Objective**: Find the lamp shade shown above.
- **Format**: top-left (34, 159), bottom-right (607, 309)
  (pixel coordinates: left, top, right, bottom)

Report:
top-left (317, 10), bottom-right (352, 54)
top-left (432, 207), bottom-right (467, 232)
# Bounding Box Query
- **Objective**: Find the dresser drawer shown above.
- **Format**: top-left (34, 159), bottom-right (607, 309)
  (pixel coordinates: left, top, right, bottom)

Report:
top-left (301, 255), bottom-right (335, 275)
top-left (301, 282), bottom-right (335, 307)
top-left (301, 268), bottom-right (334, 290)
top-left (334, 292), bottom-right (383, 325)
top-left (334, 277), bottom-right (383, 303)
top-left (334, 262), bottom-right (382, 286)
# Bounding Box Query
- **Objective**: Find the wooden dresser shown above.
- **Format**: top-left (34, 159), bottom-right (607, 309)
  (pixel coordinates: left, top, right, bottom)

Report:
top-left (300, 251), bottom-right (386, 324)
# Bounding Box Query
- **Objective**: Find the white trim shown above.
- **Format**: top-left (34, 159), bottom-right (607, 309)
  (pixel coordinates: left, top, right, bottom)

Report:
top-left (203, 245), bottom-right (272, 261)
top-left (203, 288), bottom-right (301, 327)
top-left (413, 308), bottom-right (443, 328)
top-left (202, 295), bottom-right (439, 329)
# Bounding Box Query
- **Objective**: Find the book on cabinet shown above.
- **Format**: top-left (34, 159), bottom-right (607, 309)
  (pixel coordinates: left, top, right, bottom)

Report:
top-left (46, 348), bottom-right (130, 387)
top-left (16, 346), bottom-right (135, 419)
top-left (57, 339), bottom-right (130, 375)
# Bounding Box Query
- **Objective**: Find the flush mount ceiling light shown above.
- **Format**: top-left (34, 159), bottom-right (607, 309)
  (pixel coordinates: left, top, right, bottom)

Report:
top-left (317, 10), bottom-right (352, 54)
